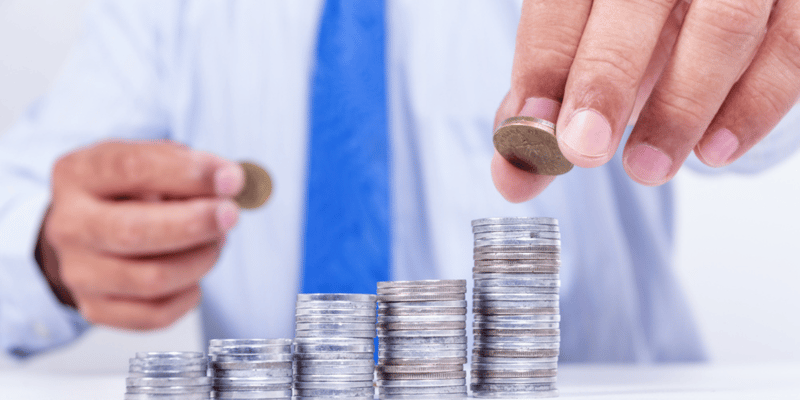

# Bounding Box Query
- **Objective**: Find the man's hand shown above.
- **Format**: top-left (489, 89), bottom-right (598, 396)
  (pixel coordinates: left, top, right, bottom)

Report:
top-left (493, 0), bottom-right (800, 202)
top-left (38, 141), bottom-right (244, 330)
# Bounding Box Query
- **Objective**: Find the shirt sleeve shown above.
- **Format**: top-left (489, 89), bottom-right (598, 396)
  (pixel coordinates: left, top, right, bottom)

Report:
top-left (684, 104), bottom-right (800, 175)
top-left (0, 0), bottom-right (174, 359)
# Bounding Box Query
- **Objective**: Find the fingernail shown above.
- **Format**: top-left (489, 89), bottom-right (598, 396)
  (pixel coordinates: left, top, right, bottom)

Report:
top-left (216, 200), bottom-right (239, 232)
top-left (560, 109), bottom-right (612, 158)
top-left (214, 163), bottom-right (245, 197)
top-left (700, 128), bottom-right (738, 166)
top-left (520, 97), bottom-right (560, 122)
top-left (626, 143), bottom-right (672, 185)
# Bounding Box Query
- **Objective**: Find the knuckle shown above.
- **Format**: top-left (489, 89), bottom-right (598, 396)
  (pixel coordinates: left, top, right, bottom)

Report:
top-left (701, 0), bottom-right (768, 44)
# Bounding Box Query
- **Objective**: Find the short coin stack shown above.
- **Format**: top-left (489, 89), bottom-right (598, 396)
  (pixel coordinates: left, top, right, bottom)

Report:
top-left (125, 351), bottom-right (211, 400)
top-left (376, 280), bottom-right (468, 399)
top-left (208, 338), bottom-right (293, 399)
top-left (293, 293), bottom-right (377, 400)
top-left (471, 217), bottom-right (561, 398)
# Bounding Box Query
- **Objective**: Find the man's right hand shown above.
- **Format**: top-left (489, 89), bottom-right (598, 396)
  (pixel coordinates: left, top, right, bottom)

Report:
top-left (38, 141), bottom-right (244, 330)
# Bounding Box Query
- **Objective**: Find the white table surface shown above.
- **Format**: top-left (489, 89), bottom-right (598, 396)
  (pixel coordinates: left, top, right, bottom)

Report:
top-left (2, 363), bottom-right (798, 399)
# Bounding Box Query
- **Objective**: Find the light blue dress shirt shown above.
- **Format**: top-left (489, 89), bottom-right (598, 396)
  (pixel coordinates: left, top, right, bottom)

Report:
top-left (2, 0), bottom-right (799, 363)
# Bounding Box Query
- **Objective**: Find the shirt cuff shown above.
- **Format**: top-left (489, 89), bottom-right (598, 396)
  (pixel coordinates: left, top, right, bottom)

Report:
top-left (0, 189), bottom-right (90, 359)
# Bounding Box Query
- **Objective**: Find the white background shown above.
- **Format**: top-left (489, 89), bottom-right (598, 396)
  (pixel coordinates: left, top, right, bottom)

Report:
top-left (1, 0), bottom-right (798, 372)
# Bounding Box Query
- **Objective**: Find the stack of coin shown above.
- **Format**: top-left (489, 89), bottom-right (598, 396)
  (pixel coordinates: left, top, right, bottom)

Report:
top-left (125, 351), bottom-right (211, 400)
top-left (208, 338), bottom-right (293, 400)
top-left (471, 217), bottom-right (561, 398)
top-left (376, 280), bottom-right (468, 399)
top-left (294, 293), bottom-right (377, 400)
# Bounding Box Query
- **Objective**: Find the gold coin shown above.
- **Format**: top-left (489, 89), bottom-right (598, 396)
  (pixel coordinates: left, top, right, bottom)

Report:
top-left (493, 116), bottom-right (573, 175)
top-left (234, 161), bottom-right (272, 209)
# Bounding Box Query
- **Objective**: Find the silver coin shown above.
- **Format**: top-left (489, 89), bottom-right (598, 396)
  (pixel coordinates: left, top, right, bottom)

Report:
top-left (211, 354), bottom-right (292, 363)
top-left (378, 329), bottom-right (466, 337)
top-left (377, 286), bottom-right (466, 295)
top-left (473, 293), bottom-right (559, 302)
top-left (294, 343), bottom-right (373, 354)
top-left (295, 308), bottom-right (376, 317)
top-left (379, 385), bottom-right (466, 395)
top-left (127, 377), bottom-right (211, 387)
top-left (473, 300), bottom-right (560, 309)
top-left (293, 373), bottom-right (375, 383)
top-left (378, 321), bottom-right (466, 330)
top-left (379, 350), bottom-right (467, 359)
top-left (295, 330), bottom-right (375, 339)
top-left (293, 387), bottom-right (375, 397)
top-left (380, 343), bottom-right (467, 351)
top-left (211, 361), bottom-right (291, 371)
top-left (294, 359), bottom-right (375, 367)
top-left (471, 217), bottom-right (558, 226)
top-left (209, 346), bottom-right (291, 356)
top-left (471, 382), bottom-right (557, 391)
top-left (126, 385), bottom-right (211, 395)
top-left (474, 231), bottom-right (560, 240)
top-left (380, 336), bottom-right (467, 345)
top-left (471, 376), bottom-right (557, 384)
top-left (213, 389), bottom-right (293, 399)
top-left (378, 280), bottom-right (466, 289)
top-left (377, 394), bottom-right (465, 400)
top-left (471, 365), bottom-right (558, 374)
top-left (379, 301), bottom-right (467, 308)
top-left (378, 379), bottom-right (465, 387)
top-left (378, 293), bottom-right (465, 302)
top-left (294, 381), bottom-right (374, 389)
top-left (297, 294), bottom-right (376, 303)
top-left (295, 315), bottom-right (376, 323)
top-left (210, 339), bottom-right (292, 347)
top-left (377, 371), bottom-right (466, 381)
top-left (473, 321), bottom-right (559, 330)
top-left (376, 364), bottom-right (464, 374)
top-left (378, 357), bottom-right (466, 366)
top-left (295, 365), bottom-right (375, 375)
top-left (473, 273), bottom-right (559, 280)
top-left (474, 238), bottom-right (561, 247)
top-left (474, 335), bottom-right (560, 343)
top-left (295, 300), bottom-right (375, 310)
top-left (293, 352), bottom-right (373, 360)
top-left (378, 315), bottom-right (465, 323)
top-left (473, 348), bottom-right (559, 358)
top-left (295, 322), bottom-right (376, 331)
top-left (124, 394), bottom-right (210, 400)
top-left (474, 314), bottom-right (561, 322)
top-left (379, 307), bottom-right (466, 316)
top-left (473, 278), bottom-right (560, 288)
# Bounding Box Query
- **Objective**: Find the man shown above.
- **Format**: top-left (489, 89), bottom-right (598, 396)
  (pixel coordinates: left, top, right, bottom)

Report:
top-left (1, 0), bottom-right (798, 363)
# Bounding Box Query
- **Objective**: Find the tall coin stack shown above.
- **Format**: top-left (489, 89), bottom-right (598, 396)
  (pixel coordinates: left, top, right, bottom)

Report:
top-left (125, 351), bottom-right (211, 400)
top-left (208, 338), bottom-right (293, 400)
top-left (376, 280), bottom-right (468, 399)
top-left (293, 293), bottom-right (377, 400)
top-left (471, 217), bottom-right (561, 398)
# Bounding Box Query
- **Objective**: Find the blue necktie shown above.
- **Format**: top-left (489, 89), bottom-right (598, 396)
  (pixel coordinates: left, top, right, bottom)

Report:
top-left (301, 0), bottom-right (389, 295)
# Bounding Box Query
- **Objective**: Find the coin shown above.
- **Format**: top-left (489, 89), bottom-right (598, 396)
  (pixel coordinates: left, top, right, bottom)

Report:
top-left (234, 161), bottom-right (273, 209)
top-left (493, 116), bottom-right (573, 175)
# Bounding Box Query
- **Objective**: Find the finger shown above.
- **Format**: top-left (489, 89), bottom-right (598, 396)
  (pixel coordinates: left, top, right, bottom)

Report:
top-left (76, 285), bottom-right (201, 331)
top-left (59, 240), bottom-right (222, 300)
top-left (491, 0), bottom-right (591, 203)
top-left (557, 0), bottom-right (678, 167)
top-left (56, 195), bottom-right (239, 255)
top-left (52, 140), bottom-right (244, 198)
top-left (696, 0), bottom-right (800, 166)
top-left (624, 0), bottom-right (772, 185)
